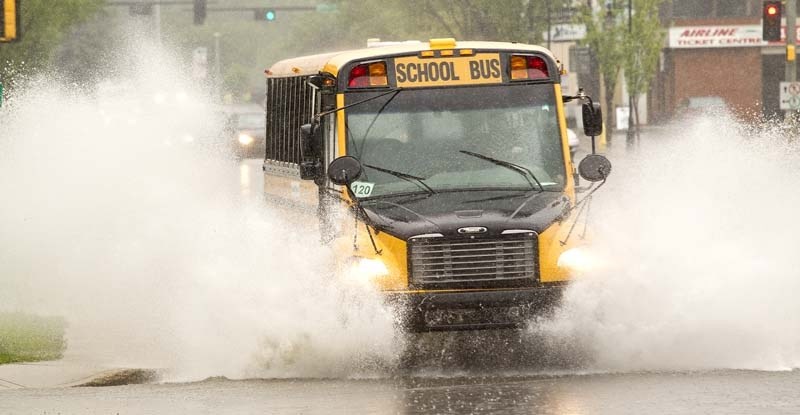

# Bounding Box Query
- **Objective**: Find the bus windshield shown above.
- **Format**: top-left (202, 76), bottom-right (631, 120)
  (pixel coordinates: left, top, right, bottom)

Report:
top-left (345, 84), bottom-right (565, 198)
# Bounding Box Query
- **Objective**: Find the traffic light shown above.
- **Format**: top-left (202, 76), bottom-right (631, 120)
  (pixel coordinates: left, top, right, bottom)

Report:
top-left (254, 8), bottom-right (276, 21)
top-left (0, 0), bottom-right (21, 43)
top-left (194, 0), bottom-right (207, 25)
top-left (763, 1), bottom-right (782, 42)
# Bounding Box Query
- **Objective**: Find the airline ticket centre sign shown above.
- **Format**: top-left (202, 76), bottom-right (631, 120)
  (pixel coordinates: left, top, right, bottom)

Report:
top-left (394, 54), bottom-right (503, 88)
top-left (668, 25), bottom-right (800, 48)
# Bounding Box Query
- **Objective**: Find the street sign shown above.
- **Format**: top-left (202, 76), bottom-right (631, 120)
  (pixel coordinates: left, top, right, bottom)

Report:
top-left (780, 82), bottom-right (800, 110)
top-left (315, 3), bottom-right (337, 12)
top-left (543, 24), bottom-right (586, 42)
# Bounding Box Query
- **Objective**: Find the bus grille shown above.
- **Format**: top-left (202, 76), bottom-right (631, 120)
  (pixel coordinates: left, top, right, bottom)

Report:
top-left (408, 234), bottom-right (538, 286)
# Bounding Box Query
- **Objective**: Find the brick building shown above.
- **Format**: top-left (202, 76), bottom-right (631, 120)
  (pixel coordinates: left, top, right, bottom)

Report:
top-left (651, 0), bottom-right (787, 122)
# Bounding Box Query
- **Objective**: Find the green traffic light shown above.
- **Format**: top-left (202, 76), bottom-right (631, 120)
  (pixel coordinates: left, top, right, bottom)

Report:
top-left (265, 10), bottom-right (276, 21)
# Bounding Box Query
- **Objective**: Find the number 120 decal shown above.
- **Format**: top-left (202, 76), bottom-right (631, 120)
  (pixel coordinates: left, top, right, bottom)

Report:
top-left (350, 181), bottom-right (375, 197)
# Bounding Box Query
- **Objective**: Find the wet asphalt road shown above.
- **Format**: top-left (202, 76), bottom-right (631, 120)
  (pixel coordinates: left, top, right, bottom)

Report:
top-left (2, 369), bottom-right (800, 414)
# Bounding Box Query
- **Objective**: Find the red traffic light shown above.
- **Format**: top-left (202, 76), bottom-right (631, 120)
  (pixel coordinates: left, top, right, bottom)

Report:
top-left (767, 5), bottom-right (779, 16)
top-left (763, 1), bottom-right (782, 42)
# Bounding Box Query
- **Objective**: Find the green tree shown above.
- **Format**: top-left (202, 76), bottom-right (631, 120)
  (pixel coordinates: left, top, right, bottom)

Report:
top-left (162, 0), bottom-right (576, 103)
top-left (397, 0), bottom-right (546, 43)
top-left (161, 0), bottom-right (333, 103)
top-left (326, 0), bottom-right (556, 45)
top-left (577, 2), bottom-right (627, 146)
top-left (0, 0), bottom-right (105, 93)
top-left (54, 8), bottom-right (125, 89)
top-left (162, 0), bottom-right (565, 103)
top-left (623, 0), bottom-right (665, 142)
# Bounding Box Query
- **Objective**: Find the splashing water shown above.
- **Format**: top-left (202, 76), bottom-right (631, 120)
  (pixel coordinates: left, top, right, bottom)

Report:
top-left (0, 37), bottom-right (401, 381)
top-left (534, 113), bottom-right (800, 372)
top-left (5, 28), bottom-right (800, 380)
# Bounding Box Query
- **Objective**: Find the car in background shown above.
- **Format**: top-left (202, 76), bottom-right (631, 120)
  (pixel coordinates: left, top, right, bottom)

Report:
top-left (675, 96), bottom-right (731, 119)
top-left (220, 104), bottom-right (266, 158)
top-left (567, 127), bottom-right (579, 160)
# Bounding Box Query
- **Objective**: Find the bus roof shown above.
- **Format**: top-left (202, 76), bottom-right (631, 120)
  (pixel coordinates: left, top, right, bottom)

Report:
top-left (266, 40), bottom-right (558, 78)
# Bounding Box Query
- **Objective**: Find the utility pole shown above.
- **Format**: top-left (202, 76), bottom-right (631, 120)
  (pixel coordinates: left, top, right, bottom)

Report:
top-left (626, 0), bottom-right (635, 148)
top-left (546, 0), bottom-right (552, 50)
top-left (153, 4), bottom-right (161, 44)
top-left (786, 0), bottom-right (797, 122)
top-left (214, 32), bottom-right (221, 102)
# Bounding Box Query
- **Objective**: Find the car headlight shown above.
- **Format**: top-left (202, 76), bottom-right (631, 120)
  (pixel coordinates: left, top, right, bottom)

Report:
top-left (343, 257), bottom-right (390, 285)
top-left (238, 133), bottom-right (254, 146)
top-left (557, 247), bottom-right (599, 274)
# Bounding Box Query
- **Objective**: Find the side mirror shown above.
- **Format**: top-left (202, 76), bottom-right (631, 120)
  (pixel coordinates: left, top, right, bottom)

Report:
top-left (328, 156), bottom-right (363, 186)
top-left (578, 154), bottom-right (612, 182)
top-left (299, 123), bottom-right (323, 181)
top-left (582, 102), bottom-right (603, 137)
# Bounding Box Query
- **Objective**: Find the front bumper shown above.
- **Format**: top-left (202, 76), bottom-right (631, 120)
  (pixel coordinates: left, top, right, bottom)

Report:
top-left (385, 284), bottom-right (565, 332)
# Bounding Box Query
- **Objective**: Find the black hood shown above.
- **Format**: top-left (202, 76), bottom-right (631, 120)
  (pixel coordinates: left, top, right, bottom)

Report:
top-left (361, 190), bottom-right (571, 240)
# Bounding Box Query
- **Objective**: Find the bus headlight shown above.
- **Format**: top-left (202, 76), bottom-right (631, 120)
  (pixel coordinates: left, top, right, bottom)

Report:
top-left (238, 133), bottom-right (255, 146)
top-left (557, 247), bottom-right (599, 274)
top-left (343, 257), bottom-right (390, 284)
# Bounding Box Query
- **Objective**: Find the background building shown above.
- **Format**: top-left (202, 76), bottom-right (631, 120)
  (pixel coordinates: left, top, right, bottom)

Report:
top-left (652, 0), bottom-right (785, 122)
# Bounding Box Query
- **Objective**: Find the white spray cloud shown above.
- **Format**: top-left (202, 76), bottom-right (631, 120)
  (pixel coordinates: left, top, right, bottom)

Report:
top-left (10, 26), bottom-right (799, 380)
top-left (0, 34), bottom-right (400, 381)
top-left (535, 113), bottom-right (800, 371)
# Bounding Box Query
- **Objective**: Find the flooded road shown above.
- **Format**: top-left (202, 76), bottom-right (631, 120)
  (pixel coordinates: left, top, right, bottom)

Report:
top-left (3, 369), bottom-right (800, 414)
top-left (237, 158), bottom-right (265, 200)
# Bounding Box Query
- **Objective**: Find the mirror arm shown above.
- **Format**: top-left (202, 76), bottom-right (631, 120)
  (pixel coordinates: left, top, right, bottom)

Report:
top-left (342, 181), bottom-right (383, 255)
top-left (565, 88), bottom-right (602, 154)
top-left (559, 176), bottom-right (607, 246)
top-left (562, 87), bottom-right (594, 107)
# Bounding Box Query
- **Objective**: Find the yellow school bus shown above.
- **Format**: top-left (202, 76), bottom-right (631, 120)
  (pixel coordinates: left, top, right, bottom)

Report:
top-left (262, 38), bottom-right (610, 331)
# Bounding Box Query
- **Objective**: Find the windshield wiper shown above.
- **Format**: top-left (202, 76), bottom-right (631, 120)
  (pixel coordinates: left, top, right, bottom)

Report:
top-left (463, 191), bottom-right (531, 203)
top-left (357, 90), bottom-right (402, 157)
top-left (362, 163), bottom-right (435, 196)
top-left (459, 150), bottom-right (545, 192)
